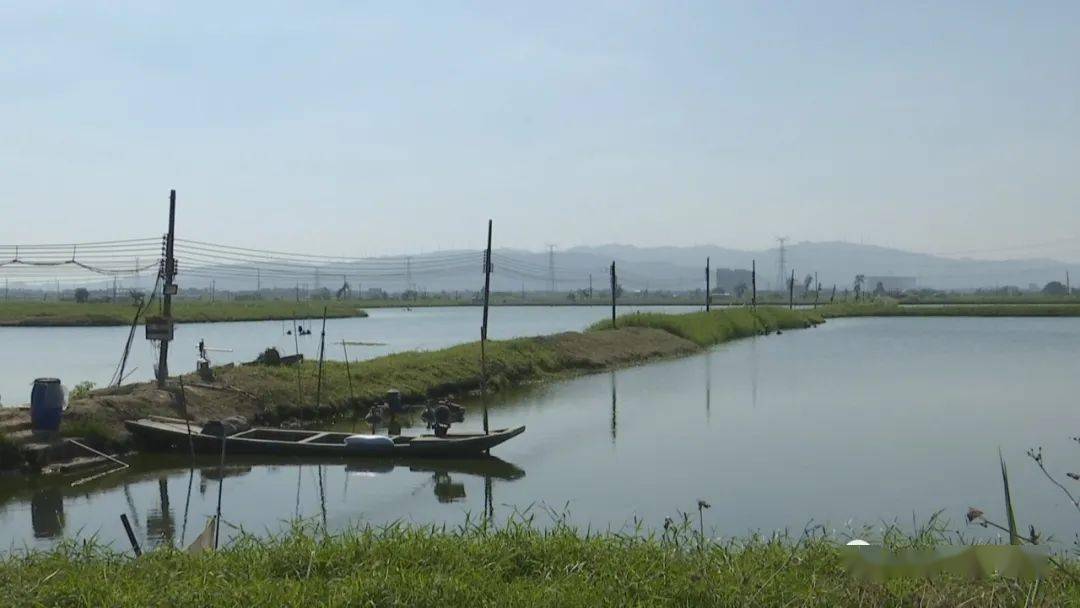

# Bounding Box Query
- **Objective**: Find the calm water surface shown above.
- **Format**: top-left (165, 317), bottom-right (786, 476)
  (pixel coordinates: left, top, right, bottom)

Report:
top-left (1, 317), bottom-right (1078, 552)
top-left (0, 305), bottom-right (696, 406)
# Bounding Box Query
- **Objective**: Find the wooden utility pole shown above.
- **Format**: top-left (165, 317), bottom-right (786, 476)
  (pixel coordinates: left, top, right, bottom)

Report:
top-left (751, 260), bottom-right (756, 309)
top-left (705, 257), bottom-right (711, 312)
top-left (830, 284), bottom-right (837, 303)
top-left (814, 272), bottom-right (820, 308)
top-left (156, 190), bottom-right (177, 388)
top-left (480, 220), bottom-right (493, 436)
top-left (314, 307), bottom-right (327, 410)
top-left (610, 261), bottom-right (617, 328)
top-left (788, 269), bottom-right (795, 310)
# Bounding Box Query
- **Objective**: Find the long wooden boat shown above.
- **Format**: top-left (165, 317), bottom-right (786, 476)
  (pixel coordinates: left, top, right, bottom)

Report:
top-left (125, 418), bottom-right (525, 458)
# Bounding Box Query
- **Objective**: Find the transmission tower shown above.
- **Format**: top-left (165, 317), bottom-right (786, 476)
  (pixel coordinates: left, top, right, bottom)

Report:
top-left (776, 236), bottom-right (788, 292)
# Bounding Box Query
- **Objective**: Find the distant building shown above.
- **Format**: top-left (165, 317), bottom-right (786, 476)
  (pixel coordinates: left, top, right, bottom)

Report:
top-left (864, 276), bottom-right (916, 293)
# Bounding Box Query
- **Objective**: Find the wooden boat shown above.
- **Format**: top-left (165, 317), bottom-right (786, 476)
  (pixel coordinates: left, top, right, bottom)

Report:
top-left (125, 418), bottom-right (525, 458)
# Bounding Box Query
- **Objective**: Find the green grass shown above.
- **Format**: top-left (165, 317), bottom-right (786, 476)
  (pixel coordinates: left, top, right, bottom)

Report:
top-left (820, 302), bottom-right (1080, 317)
top-left (1, 521), bottom-right (1074, 607)
top-left (588, 306), bottom-right (823, 347)
top-left (0, 300), bottom-right (367, 326)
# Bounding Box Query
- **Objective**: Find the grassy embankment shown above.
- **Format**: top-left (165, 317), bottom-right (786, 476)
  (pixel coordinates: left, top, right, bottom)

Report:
top-left (58, 307), bottom-right (820, 450)
top-left (1, 521), bottom-right (1075, 606)
top-left (0, 300), bottom-right (367, 326)
top-left (820, 301), bottom-right (1080, 317)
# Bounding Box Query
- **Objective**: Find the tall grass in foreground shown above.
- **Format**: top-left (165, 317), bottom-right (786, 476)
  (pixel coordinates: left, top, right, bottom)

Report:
top-left (588, 307), bottom-right (823, 347)
top-left (1, 517), bottom-right (1075, 607)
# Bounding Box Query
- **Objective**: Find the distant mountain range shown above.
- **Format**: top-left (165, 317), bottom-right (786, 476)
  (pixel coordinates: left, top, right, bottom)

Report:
top-left (21, 241), bottom-right (1076, 295)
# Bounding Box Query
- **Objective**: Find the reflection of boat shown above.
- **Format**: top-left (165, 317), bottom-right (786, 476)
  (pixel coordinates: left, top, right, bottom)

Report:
top-left (344, 456), bottom-right (525, 481)
top-left (126, 419), bottom-right (526, 458)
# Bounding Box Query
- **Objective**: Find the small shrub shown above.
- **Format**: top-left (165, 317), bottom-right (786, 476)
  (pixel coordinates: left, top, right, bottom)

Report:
top-left (69, 381), bottom-right (96, 400)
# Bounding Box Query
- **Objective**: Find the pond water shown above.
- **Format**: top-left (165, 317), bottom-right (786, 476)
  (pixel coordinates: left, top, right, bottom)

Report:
top-left (1, 317), bottom-right (1078, 553)
top-left (0, 305), bottom-right (697, 407)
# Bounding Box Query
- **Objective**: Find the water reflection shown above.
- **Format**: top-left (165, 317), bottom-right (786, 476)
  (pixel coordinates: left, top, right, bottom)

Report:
top-left (610, 371), bottom-right (617, 444)
top-left (30, 486), bottom-right (64, 539)
top-left (144, 478), bottom-right (175, 548)
top-left (704, 350), bottom-right (712, 421)
top-left (0, 453), bottom-right (526, 551)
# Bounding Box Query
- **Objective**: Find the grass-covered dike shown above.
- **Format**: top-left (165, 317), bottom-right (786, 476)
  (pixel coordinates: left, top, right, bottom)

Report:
top-left (0, 300), bottom-right (367, 326)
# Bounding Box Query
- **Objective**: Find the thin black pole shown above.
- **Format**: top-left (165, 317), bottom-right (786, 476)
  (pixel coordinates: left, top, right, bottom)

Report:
top-left (157, 190), bottom-right (177, 388)
top-left (480, 220), bottom-right (493, 436)
top-left (292, 318), bottom-right (303, 406)
top-left (788, 269), bottom-right (795, 310)
top-left (751, 259), bottom-right (757, 309)
top-left (315, 307), bottom-right (327, 411)
top-left (178, 378), bottom-right (195, 462)
top-left (214, 429), bottom-right (226, 549)
top-left (342, 341), bottom-right (355, 402)
top-left (705, 257), bottom-right (710, 312)
top-left (120, 513), bottom-right (142, 557)
top-left (610, 261), bottom-right (617, 328)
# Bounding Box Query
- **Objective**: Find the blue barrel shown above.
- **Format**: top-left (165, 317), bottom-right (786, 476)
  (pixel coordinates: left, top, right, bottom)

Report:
top-left (30, 378), bottom-right (65, 432)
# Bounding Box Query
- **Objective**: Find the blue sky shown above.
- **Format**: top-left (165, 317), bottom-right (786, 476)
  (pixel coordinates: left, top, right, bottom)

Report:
top-left (3, 2), bottom-right (1079, 259)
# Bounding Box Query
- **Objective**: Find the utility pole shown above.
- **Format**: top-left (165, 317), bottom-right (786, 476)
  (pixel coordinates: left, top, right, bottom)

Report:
top-left (480, 220), bottom-right (493, 436)
top-left (788, 268), bottom-right (795, 310)
top-left (814, 272), bottom-right (820, 308)
top-left (588, 273), bottom-right (593, 299)
top-left (610, 261), bottom-right (617, 328)
top-left (751, 259), bottom-right (757, 309)
top-left (210, 280), bottom-right (215, 303)
top-left (547, 245), bottom-right (556, 293)
top-left (776, 237), bottom-right (788, 295)
top-left (256, 268), bottom-right (261, 296)
top-left (156, 189), bottom-right (177, 388)
top-left (295, 282), bottom-right (300, 303)
top-left (705, 257), bottom-right (711, 312)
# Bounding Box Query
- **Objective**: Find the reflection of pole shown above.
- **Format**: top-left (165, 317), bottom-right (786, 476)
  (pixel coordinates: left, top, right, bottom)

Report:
top-left (705, 351), bottom-right (711, 421)
top-left (610, 371), bottom-right (617, 444)
top-left (484, 475), bottom-right (494, 521)
top-left (480, 220), bottom-right (493, 436)
top-left (318, 465), bottom-right (327, 532)
top-left (214, 430), bottom-right (226, 549)
top-left (180, 466), bottom-right (194, 548)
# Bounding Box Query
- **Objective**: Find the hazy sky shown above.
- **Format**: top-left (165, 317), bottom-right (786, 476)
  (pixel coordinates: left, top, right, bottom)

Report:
top-left (3, 2), bottom-right (1079, 260)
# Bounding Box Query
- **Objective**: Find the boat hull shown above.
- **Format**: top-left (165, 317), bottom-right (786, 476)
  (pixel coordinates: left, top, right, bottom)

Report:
top-left (125, 418), bottom-right (525, 458)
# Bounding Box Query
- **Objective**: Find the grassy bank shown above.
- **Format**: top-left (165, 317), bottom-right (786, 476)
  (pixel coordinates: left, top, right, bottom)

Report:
top-left (589, 307), bottom-right (822, 346)
top-left (2, 522), bottom-right (1074, 607)
top-left (821, 302), bottom-right (1080, 318)
top-left (0, 300), bottom-right (367, 326)
top-left (57, 307), bottom-right (825, 449)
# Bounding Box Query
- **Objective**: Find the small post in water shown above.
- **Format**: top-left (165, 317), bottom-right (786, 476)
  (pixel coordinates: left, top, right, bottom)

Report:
top-left (120, 513), bottom-right (142, 557)
top-left (480, 220), bottom-right (493, 436)
top-left (610, 261), bottom-right (617, 328)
